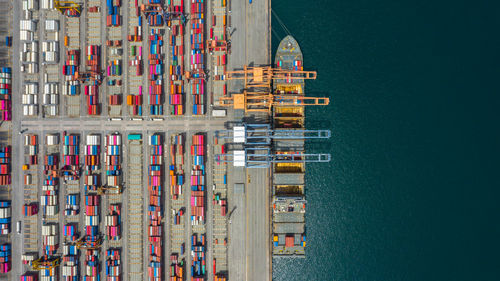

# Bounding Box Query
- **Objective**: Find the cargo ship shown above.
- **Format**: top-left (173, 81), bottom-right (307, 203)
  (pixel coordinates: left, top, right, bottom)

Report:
top-left (272, 35), bottom-right (307, 257)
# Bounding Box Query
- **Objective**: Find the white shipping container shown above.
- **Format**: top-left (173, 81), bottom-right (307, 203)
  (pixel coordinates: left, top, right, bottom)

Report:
top-left (87, 135), bottom-right (100, 145)
top-left (20, 20), bottom-right (36, 31)
top-left (20, 30), bottom-right (34, 41)
top-left (46, 105), bottom-right (58, 116)
top-left (46, 134), bottom-right (59, 145)
top-left (45, 20), bottom-right (59, 31)
top-left (0, 207), bottom-right (11, 218)
top-left (41, 0), bottom-right (54, 10)
top-left (29, 145), bottom-right (36, 155)
top-left (45, 205), bottom-right (58, 215)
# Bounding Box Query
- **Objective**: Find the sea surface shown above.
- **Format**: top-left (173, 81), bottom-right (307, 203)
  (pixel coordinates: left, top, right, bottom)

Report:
top-left (271, 0), bottom-right (500, 280)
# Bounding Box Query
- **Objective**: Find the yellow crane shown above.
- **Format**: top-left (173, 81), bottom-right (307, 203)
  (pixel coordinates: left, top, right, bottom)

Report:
top-left (31, 256), bottom-right (60, 271)
top-left (75, 235), bottom-right (102, 250)
top-left (55, 1), bottom-right (81, 17)
top-left (97, 185), bottom-right (122, 195)
top-left (218, 91), bottom-right (329, 113)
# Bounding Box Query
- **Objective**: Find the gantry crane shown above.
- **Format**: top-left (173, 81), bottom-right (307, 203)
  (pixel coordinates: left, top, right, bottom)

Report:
top-left (31, 256), bottom-right (61, 271)
top-left (217, 91), bottom-right (329, 112)
top-left (140, 4), bottom-right (186, 24)
top-left (225, 65), bottom-right (317, 88)
top-left (97, 184), bottom-right (122, 195)
top-left (75, 71), bottom-right (104, 85)
top-left (75, 235), bottom-right (102, 250)
top-left (55, 0), bottom-right (81, 17)
top-left (218, 65), bottom-right (325, 113)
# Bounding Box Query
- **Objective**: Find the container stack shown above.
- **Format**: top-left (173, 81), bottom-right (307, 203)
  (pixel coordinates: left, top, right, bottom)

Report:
top-left (106, 0), bottom-right (121, 27)
top-left (105, 204), bottom-right (121, 240)
top-left (212, 194), bottom-right (227, 216)
top-left (62, 244), bottom-right (79, 281)
top-left (0, 201), bottom-right (11, 234)
top-left (191, 234), bottom-right (206, 280)
top-left (0, 244), bottom-right (11, 273)
top-left (85, 250), bottom-right (100, 280)
top-left (128, 22), bottom-right (143, 42)
top-left (191, 134), bottom-right (205, 225)
top-left (84, 195), bottom-right (100, 228)
top-left (105, 249), bottom-right (121, 280)
top-left (41, 224), bottom-right (58, 256)
top-left (84, 134), bottom-right (101, 191)
top-left (42, 41), bottom-right (59, 64)
top-left (43, 83), bottom-right (59, 116)
top-left (0, 67), bottom-right (12, 121)
top-left (22, 82), bottom-right (38, 116)
top-left (23, 203), bottom-right (38, 216)
top-left (169, 254), bottom-right (185, 281)
top-left (168, 4), bottom-right (185, 115)
top-left (0, 146), bottom-right (10, 185)
top-left (170, 134), bottom-right (184, 200)
top-left (40, 266), bottom-right (57, 281)
top-left (127, 86), bottom-right (143, 115)
top-left (190, 0), bottom-right (205, 115)
top-left (148, 133), bottom-right (163, 281)
top-left (85, 45), bottom-right (101, 115)
top-left (21, 253), bottom-right (37, 265)
top-left (62, 50), bottom-right (81, 96)
top-left (148, 30), bottom-right (164, 116)
top-left (84, 194), bottom-right (100, 280)
top-left (20, 273), bottom-right (38, 281)
top-left (63, 224), bottom-right (77, 241)
top-left (146, 0), bottom-right (164, 26)
top-left (63, 134), bottom-right (80, 181)
top-left (129, 45), bottom-right (143, 75)
top-left (24, 134), bottom-right (38, 165)
top-left (65, 194), bottom-right (79, 216)
top-left (107, 60), bottom-right (122, 76)
top-left (105, 134), bottom-right (122, 192)
top-left (41, 173), bottom-right (59, 216)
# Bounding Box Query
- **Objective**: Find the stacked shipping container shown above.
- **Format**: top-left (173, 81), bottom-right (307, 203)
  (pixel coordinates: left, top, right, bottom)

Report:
top-left (105, 204), bottom-right (121, 240)
top-left (190, 0), bottom-right (205, 115)
top-left (0, 201), bottom-right (10, 234)
top-left (84, 194), bottom-right (100, 280)
top-left (168, 1), bottom-right (186, 115)
top-left (148, 133), bottom-right (163, 280)
top-left (63, 134), bottom-right (80, 181)
top-left (170, 134), bottom-right (184, 200)
top-left (191, 234), bottom-right (206, 280)
top-left (0, 68), bottom-right (11, 120)
top-left (24, 134), bottom-right (38, 165)
top-left (0, 146), bottom-right (10, 185)
top-left (42, 141), bottom-right (59, 216)
top-left (170, 253), bottom-right (185, 281)
top-left (191, 134), bottom-right (205, 225)
top-left (106, 249), bottom-right (121, 280)
top-left (62, 50), bottom-right (81, 96)
top-left (85, 45), bottom-right (101, 115)
top-left (84, 135), bottom-right (100, 191)
top-left (41, 224), bottom-right (58, 256)
top-left (63, 244), bottom-right (79, 280)
top-left (105, 134), bottom-right (122, 191)
top-left (106, 0), bottom-right (122, 27)
top-left (0, 244), bottom-right (11, 273)
top-left (149, 30), bottom-right (164, 115)
top-left (191, 134), bottom-right (206, 280)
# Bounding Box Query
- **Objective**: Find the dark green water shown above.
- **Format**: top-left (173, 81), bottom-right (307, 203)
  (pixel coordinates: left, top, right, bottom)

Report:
top-left (271, 1), bottom-right (500, 280)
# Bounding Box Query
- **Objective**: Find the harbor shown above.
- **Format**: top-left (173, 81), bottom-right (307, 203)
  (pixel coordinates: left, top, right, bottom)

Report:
top-left (0, 0), bottom-right (332, 280)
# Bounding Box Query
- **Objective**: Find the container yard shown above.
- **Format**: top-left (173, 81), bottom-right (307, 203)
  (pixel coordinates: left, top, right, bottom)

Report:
top-left (3, 0), bottom-right (333, 281)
